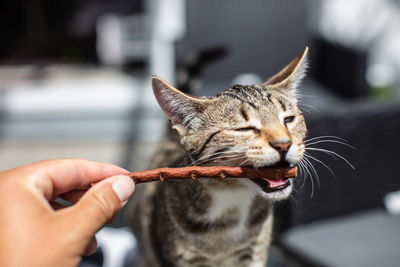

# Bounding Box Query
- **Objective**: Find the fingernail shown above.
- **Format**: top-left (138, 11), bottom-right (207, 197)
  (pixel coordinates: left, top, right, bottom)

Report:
top-left (112, 175), bottom-right (135, 202)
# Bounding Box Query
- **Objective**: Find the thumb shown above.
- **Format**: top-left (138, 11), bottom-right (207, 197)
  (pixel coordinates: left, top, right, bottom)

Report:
top-left (64, 175), bottom-right (135, 239)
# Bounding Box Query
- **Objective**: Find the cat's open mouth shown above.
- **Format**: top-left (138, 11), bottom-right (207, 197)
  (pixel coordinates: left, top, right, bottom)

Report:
top-left (251, 178), bottom-right (291, 193)
top-left (250, 161), bottom-right (292, 193)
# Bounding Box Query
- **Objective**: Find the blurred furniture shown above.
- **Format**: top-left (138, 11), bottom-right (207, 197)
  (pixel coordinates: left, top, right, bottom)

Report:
top-left (0, 0), bottom-right (144, 63)
top-left (281, 208), bottom-right (400, 267)
top-left (310, 37), bottom-right (368, 98)
top-left (274, 80), bottom-right (400, 267)
top-left (176, 0), bottom-right (308, 94)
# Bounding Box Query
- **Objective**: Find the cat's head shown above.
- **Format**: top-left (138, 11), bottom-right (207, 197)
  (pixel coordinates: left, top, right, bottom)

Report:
top-left (152, 47), bottom-right (308, 200)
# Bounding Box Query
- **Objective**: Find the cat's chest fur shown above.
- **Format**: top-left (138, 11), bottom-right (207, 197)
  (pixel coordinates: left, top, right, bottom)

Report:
top-left (148, 179), bottom-right (274, 267)
top-left (205, 187), bottom-right (257, 241)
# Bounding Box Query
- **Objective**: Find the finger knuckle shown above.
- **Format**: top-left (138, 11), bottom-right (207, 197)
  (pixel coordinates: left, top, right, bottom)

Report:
top-left (91, 190), bottom-right (117, 219)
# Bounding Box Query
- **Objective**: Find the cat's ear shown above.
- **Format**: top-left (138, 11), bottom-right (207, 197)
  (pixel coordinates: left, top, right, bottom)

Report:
top-left (152, 75), bottom-right (208, 135)
top-left (264, 47), bottom-right (308, 97)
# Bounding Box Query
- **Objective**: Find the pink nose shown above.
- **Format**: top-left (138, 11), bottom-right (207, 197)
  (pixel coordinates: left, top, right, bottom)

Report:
top-left (269, 141), bottom-right (292, 153)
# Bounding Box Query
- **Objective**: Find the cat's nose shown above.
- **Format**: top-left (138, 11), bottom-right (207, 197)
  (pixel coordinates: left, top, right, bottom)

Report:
top-left (269, 141), bottom-right (292, 153)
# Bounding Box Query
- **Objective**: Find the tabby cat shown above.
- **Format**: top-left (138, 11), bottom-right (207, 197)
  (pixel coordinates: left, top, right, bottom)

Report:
top-left (131, 47), bottom-right (308, 267)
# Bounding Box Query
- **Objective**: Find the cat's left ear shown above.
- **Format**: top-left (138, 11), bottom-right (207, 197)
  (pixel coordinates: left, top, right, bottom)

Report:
top-left (264, 46), bottom-right (308, 97)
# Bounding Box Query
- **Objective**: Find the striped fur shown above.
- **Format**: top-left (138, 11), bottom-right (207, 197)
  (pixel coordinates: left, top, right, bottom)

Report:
top-left (130, 47), bottom-right (308, 267)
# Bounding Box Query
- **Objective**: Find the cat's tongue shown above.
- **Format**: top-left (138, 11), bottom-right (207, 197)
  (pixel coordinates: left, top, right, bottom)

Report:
top-left (252, 177), bottom-right (290, 193)
top-left (263, 178), bottom-right (288, 189)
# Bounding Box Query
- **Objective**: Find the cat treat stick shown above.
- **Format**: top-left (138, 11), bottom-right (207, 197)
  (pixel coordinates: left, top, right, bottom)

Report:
top-left (127, 166), bottom-right (297, 184)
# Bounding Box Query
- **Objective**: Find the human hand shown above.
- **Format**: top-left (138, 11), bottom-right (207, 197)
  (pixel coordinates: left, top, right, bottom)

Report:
top-left (0, 159), bottom-right (135, 267)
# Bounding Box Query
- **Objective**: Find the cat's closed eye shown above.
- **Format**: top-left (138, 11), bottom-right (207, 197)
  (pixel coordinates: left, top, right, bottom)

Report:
top-left (284, 116), bottom-right (295, 125)
top-left (235, 127), bottom-right (260, 133)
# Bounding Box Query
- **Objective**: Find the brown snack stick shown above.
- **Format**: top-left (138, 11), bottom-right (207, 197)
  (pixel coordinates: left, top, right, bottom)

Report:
top-left (127, 166), bottom-right (297, 184)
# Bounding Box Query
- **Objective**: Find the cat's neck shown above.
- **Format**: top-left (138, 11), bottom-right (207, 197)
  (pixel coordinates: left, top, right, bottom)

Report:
top-left (164, 178), bottom-right (272, 242)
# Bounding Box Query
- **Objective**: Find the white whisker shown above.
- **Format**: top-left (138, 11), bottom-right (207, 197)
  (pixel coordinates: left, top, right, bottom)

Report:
top-left (305, 135), bottom-right (348, 143)
top-left (299, 107), bottom-right (313, 114)
top-left (303, 159), bottom-right (315, 199)
top-left (298, 103), bottom-right (322, 115)
top-left (304, 153), bottom-right (336, 179)
top-left (303, 156), bottom-right (320, 188)
top-left (307, 140), bottom-right (357, 150)
top-left (190, 148), bottom-right (246, 166)
top-left (306, 147), bottom-right (355, 170)
top-left (191, 153), bottom-right (246, 166)
top-left (297, 160), bottom-right (309, 190)
top-left (239, 158), bottom-right (252, 167)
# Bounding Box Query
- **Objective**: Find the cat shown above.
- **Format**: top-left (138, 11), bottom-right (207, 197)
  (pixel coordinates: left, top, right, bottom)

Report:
top-left (130, 47), bottom-right (308, 267)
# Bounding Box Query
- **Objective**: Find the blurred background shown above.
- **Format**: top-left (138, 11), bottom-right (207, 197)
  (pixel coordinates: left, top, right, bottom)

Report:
top-left (1, 0), bottom-right (400, 266)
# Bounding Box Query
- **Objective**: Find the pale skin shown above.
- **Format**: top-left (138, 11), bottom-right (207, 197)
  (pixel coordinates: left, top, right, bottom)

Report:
top-left (0, 158), bottom-right (135, 267)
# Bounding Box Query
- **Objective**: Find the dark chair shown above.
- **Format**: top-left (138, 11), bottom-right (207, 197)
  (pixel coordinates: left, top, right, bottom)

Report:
top-left (275, 80), bottom-right (400, 267)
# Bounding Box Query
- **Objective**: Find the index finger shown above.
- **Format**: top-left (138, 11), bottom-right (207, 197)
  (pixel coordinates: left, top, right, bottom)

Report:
top-left (9, 158), bottom-right (128, 200)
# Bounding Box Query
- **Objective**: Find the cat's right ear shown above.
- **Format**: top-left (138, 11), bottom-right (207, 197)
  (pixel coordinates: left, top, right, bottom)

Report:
top-left (264, 47), bottom-right (308, 98)
top-left (152, 76), bottom-right (208, 135)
